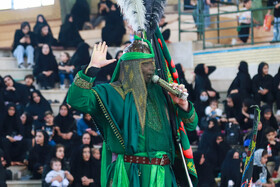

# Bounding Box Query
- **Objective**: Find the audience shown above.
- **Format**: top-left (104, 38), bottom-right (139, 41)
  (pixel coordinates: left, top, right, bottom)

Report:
top-left (71, 0), bottom-right (90, 30)
top-left (42, 111), bottom-right (56, 146)
top-left (273, 67), bottom-right (280, 110)
top-left (91, 0), bottom-right (113, 28)
top-left (33, 14), bottom-right (52, 36)
top-left (20, 112), bottom-right (34, 154)
top-left (36, 24), bottom-right (57, 47)
top-left (0, 149), bottom-right (12, 186)
top-left (12, 21), bottom-right (36, 69)
top-left (58, 52), bottom-right (74, 89)
top-left (70, 42), bottom-right (91, 75)
top-left (33, 44), bottom-right (59, 89)
top-left (239, 98), bottom-right (255, 130)
top-left (24, 74), bottom-right (36, 99)
top-left (261, 105), bottom-right (278, 132)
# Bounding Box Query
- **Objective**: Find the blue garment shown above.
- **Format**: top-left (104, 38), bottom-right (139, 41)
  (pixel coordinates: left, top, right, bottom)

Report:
top-left (76, 118), bottom-right (89, 136)
top-left (273, 17), bottom-right (280, 41)
top-left (13, 45), bottom-right (34, 65)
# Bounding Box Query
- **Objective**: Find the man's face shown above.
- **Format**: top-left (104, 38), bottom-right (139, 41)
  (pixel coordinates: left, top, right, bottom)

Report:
top-left (141, 61), bottom-right (155, 83)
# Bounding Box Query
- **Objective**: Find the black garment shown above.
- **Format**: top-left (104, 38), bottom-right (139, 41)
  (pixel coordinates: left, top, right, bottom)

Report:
top-left (194, 64), bottom-right (219, 101)
top-left (260, 106), bottom-right (278, 131)
top-left (71, 0), bottom-right (90, 30)
top-left (228, 61), bottom-right (252, 101)
top-left (70, 145), bottom-right (100, 187)
top-left (252, 166), bottom-right (271, 183)
top-left (95, 52), bottom-right (114, 84)
top-left (28, 131), bottom-right (51, 179)
top-left (252, 62), bottom-right (274, 106)
top-left (193, 151), bottom-right (216, 187)
top-left (33, 44), bottom-right (58, 89)
top-left (225, 93), bottom-right (242, 123)
top-left (58, 61), bottom-right (73, 74)
top-left (101, 4), bottom-right (126, 46)
top-left (70, 42), bottom-right (90, 75)
top-left (79, 115), bottom-right (103, 145)
top-left (0, 149), bottom-right (12, 187)
top-left (0, 89), bottom-right (5, 123)
top-left (268, 0), bottom-right (280, 17)
top-left (12, 29), bottom-right (37, 52)
top-left (33, 14), bottom-right (52, 35)
top-left (25, 84), bottom-right (36, 99)
top-left (58, 14), bottom-right (84, 48)
top-left (220, 150), bottom-right (242, 187)
top-left (25, 90), bottom-right (52, 129)
top-left (35, 24), bottom-right (56, 46)
top-left (238, 23), bottom-right (250, 43)
top-left (176, 64), bottom-right (195, 102)
top-left (21, 112), bottom-right (34, 154)
top-left (273, 67), bottom-right (280, 110)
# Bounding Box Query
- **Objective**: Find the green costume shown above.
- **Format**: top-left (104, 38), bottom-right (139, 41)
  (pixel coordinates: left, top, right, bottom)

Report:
top-left (67, 37), bottom-right (198, 187)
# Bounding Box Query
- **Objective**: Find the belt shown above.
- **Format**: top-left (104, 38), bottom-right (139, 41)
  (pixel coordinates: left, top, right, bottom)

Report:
top-left (123, 154), bottom-right (170, 166)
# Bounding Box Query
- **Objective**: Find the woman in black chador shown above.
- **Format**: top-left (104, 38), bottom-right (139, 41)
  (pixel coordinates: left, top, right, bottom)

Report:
top-left (70, 42), bottom-right (90, 75)
top-left (71, 0), bottom-right (90, 30)
top-left (101, 3), bottom-right (126, 46)
top-left (33, 44), bottom-right (58, 89)
top-left (273, 66), bottom-right (280, 110)
top-left (252, 62), bottom-right (274, 107)
top-left (33, 14), bottom-right (52, 35)
top-left (228, 61), bottom-right (252, 101)
top-left (58, 14), bottom-right (84, 48)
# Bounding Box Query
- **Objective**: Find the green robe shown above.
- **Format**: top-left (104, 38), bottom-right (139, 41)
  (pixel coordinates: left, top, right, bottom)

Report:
top-left (67, 70), bottom-right (198, 187)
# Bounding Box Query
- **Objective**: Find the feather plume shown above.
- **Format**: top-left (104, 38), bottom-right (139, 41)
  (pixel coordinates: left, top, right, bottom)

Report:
top-left (117, 0), bottom-right (146, 32)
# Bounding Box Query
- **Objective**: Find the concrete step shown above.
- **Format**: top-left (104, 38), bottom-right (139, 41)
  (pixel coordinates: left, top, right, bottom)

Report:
top-left (7, 180), bottom-right (41, 187)
top-left (51, 103), bottom-right (61, 115)
top-left (41, 89), bottom-right (67, 104)
top-left (0, 57), bottom-right (18, 68)
top-left (0, 68), bottom-right (32, 80)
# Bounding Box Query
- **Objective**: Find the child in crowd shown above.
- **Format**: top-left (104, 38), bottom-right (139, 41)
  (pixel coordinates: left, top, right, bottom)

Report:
top-left (42, 111), bottom-right (56, 146)
top-left (24, 74), bottom-right (36, 98)
top-left (45, 158), bottom-right (70, 187)
top-left (261, 127), bottom-right (280, 178)
top-left (253, 149), bottom-right (275, 186)
top-left (58, 52), bottom-right (74, 89)
top-left (205, 99), bottom-right (223, 120)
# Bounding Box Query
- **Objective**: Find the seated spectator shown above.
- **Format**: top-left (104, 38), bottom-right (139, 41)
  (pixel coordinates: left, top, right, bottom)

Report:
top-left (33, 14), bottom-right (52, 36)
top-left (58, 14), bottom-right (84, 48)
top-left (221, 93), bottom-right (242, 125)
top-left (0, 78), bottom-right (5, 122)
top-left (28, 130), bottom-right (51, 179)
top-left (252, 149), bottom-right (275, 186)
top-left (273, 67), bottom-right (280, 110)
top-left (36, 24), bottom-right (57, 47)
top-left (276, 110), bottom-right (280, 130)
top-left (33, 44), bottom-right (59, 89)
top-left (193, 151), bottom-right (216, 187)
top-left (194, 90), bottom-right (210, 129)
top-left (252, 62), bottom-right (274, 107)
top-left (54, 104), bottom-right (78, 159)
top-left (77, 114), bottom-right (103, 145)
top-left (42, 144), bottom-right (74, 187)
top-left (45, 158), bottom-right (71, 187)
top-left (194, 64), bottom-right (219, 101)
top-left (70, 145), bottom-right (100, 187)
top-left (176, 63), bottom-right (195, 102)
top-left (71, 0), bottom-right (90, 30)
top-left (239, 98), bottom-right (255, 130)
top-left (42, 111), bottom-right (56, 147)
top-left (220, 150), bottom-right (242, 187)
top-left (0, 149), bottom-right (12, 187)
top-left (261, 105), bottom-right (278, 131)
top-left (0, 104), bottom-right (25, 166)
top-left (3, 75), bottom-right (29, 114)
top-left (102, 3), bottom-right (126, 46)
top-left (91, 0), bottom-right (112, 28)
top-left (25, 90), bottom-right (52, 129)
top-left (228, 61), bottom-right (252, 101)
top-left (70, 42), bottom-right (90, 76)
top-left (24, 74), bottom-right (36, 99)
top-left (205, 99), bottom-right (223, 120)
top-left (12, 21), bottom-right (36, 69)
top-left (20, 112), bottom-right (34, 154)
top-left (91, 148), bottom-right (101, 186)
top-left (58, 52), bottom-right (74, 89)
top-left (261, 127), bottom-right (280, 178)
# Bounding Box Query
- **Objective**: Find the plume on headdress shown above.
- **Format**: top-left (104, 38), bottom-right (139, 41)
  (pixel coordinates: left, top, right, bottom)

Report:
top-left (117, 0), bottom-right (146, 32)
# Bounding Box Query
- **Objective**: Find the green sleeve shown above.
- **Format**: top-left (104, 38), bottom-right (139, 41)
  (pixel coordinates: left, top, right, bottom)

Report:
top-left (66, 70), bottom-right (97, 115)
top-left (177, 101), bottom-right (198, 131)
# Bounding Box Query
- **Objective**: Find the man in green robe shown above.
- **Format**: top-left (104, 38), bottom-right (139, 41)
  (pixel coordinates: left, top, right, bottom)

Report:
top-left (67, 38), bottom-right (198, 187)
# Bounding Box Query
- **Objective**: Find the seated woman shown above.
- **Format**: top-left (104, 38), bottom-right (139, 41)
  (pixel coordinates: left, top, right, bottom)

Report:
top-left (58, 14), bottom-right (84, 48)
top-left (42, 144), bottom-right (74, 187)
top-left (20, 112), bottom-right (34, 154)
top-left (70, 145), bottom-right (100, 187)
top-left (33, 44), bottom-right (59, 89)
top-left (33, 14), bottom-right (52, 36)
top-left (3, 75), bottom-right (29, 114)
top-left (0, 104), bottom-right (25, 166)
top-left (194, 63), bottom-right (219, 101)
top-left (70, 42), bottom-right (90, 76)
top-left (227, 61), bottom-right (252, 101)
top-left (36, 24), bottom-right (57, 47)
top-left (221, 93), bottom-right (242, 125)
top-left (12, 21), bottom-right (37, 69)
top-left (252, 62), bottom-right (274, 107)
top-left (71, 0), bottom-right (90, 30)
top-left (25, 90), bottom-right (52, 129)
top-left (53, 104), bottom-right (78, 159)
top-left (273, 67), bottom-right (280, 110)
top-left (28, 130), bottom-right (51, 179)
top-left (253, 149), bottom-right (275, 187)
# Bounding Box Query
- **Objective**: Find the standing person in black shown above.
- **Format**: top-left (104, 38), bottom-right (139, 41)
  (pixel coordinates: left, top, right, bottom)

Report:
top-left (252, 62), bottom-right (274, 107)
top-left (33, 44), bottom-right (58, 89)
top-left (33, 14), bottom-right (52, 36)
top-left (91, 0), bottom-right (113, 28)
top-left (12, 21), bottom-right (37, 69)
top-left (3, 75), bottom-right (29, 115)
top-left (194, 63), bottom-right (219, 101)
top-left (101, 3), bottom-right (126, 46)
top-left (71, 0), bottom-right (90, 30)
top-left (58, 14), bottom-right (84, 48)
top-left (273, 66), bottom-right (280, 110)
top-left (28, 130), bottom-right (51, 179)
top-left (70, 42), bottom-right (90, 76)
top-left (228, 61), bottom-right (252, 101)
top-left (71, 145), bottom-right (100, 187)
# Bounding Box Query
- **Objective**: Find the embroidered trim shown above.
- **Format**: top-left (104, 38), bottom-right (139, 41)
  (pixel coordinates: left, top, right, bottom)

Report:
top-left (73, 74), bottom-right (93, 89)
top-left (181, 110), bottom-right (196, 124)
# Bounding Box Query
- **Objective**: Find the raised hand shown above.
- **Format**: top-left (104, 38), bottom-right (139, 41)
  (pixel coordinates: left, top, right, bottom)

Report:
top-left (88, 42), bottom-right (116, 68)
